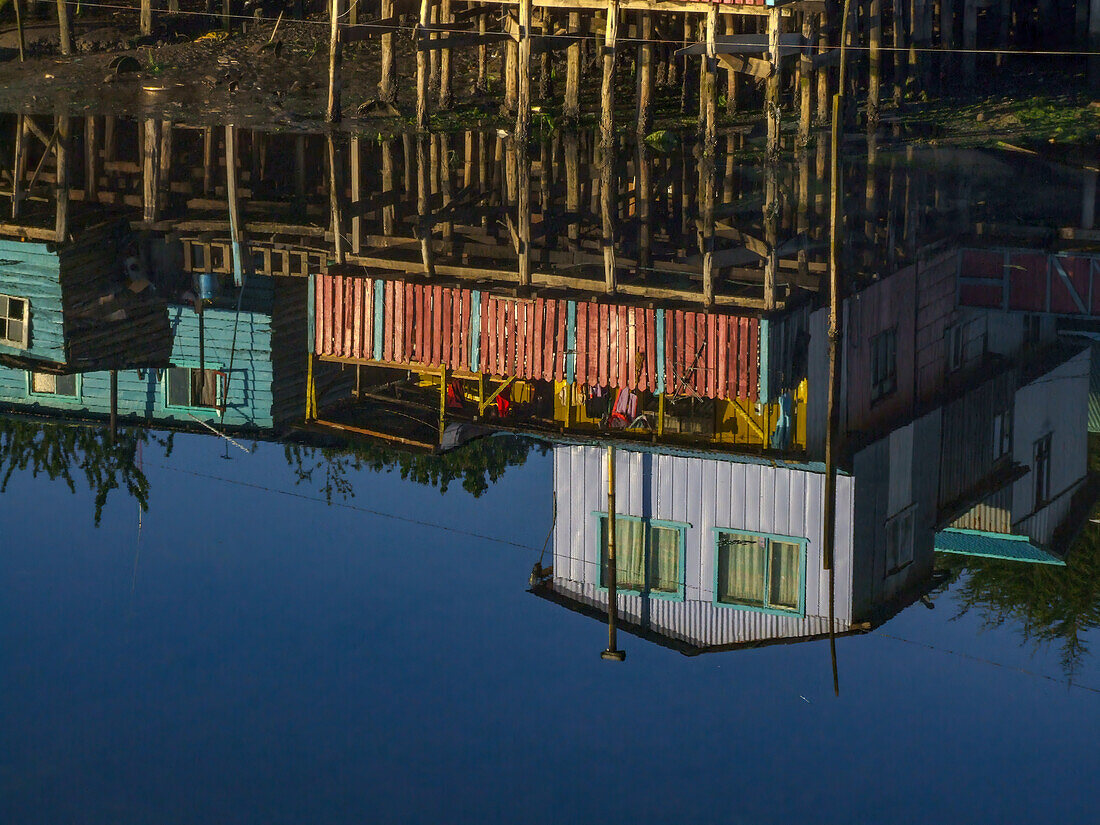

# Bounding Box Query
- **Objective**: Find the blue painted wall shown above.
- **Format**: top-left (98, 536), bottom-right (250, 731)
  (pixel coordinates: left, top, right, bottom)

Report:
top-left (0, 238), bottom-right (66, 363)
top-left (0, 303), bottom-right (275, 431)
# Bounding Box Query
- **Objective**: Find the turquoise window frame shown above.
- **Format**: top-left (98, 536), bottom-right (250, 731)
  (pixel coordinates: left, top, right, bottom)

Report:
top-left (711, 528), bottom-right (808, 617)
top-left (26, 370), bottom-right (82, 405)
top-left (163, 364), bottom-right (227, 415)
top-left (25, 369), bottom-right (81, 404)
top-left (592, 511), bottom-right (688, 602)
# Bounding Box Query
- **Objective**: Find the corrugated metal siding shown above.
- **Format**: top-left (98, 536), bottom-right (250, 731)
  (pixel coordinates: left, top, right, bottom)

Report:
top-left (551, 445), bottom-right (855, 648)
top-left (552, 581), bottom-right (847, 647)
top-left (914, 249), bottom-right (959, 401)
top-left (950, 485), bottom-right (1013, 533)
top-left (844, 263), bottom-right (917, 432)
top-left (1009, 350), bottom-right (1090, 544)
top-left (938, 368), bottom-right (1016, 510)
top-left (0, 238), bottom-right (66, 362)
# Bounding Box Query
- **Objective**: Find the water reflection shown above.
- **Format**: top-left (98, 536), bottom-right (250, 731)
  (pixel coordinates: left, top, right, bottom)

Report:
top-left (0, 111), bottom-right (1098, 673)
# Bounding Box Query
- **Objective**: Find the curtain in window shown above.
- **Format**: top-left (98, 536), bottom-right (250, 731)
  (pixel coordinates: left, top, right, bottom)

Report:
top-left (648, 526), bottom-right (680, 594)
top-left (717, 534), bottom-right (767, 606)
top-left (616, 518), bottom-right (646, 591)
top-left (601, 517), bottom-right (645, 592)
top-left (768, 541), bottom-right (801, 610)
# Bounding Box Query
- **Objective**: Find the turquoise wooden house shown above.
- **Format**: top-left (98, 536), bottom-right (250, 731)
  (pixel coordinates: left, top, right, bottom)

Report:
top-left (0, 224), bottom-right (172, 375)
top-left (0, 257), bottom-right (311, 434)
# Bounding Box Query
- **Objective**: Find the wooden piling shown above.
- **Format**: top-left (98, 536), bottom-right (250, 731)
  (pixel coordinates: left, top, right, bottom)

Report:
top-left (798, 13), bottom-right (817, 148)
top-left (962, 0), bottom-right (977, 88)
top-left (724, 14), bottom-right (739, 115)
top-left (600, 0), bottom-right (619, 150)
top-left (11, 117), bottom-right (24, 220)
top-left (417, 0), bottom-right (431, 129)
top-left (327, 135), bottom-right (345, 265)
top-left (636, 12), bottom-right (654, 135)
top-left (57, 0), bottom-right (72, 54)
top-left (84, 116), bottom-right (100, 204)
top-left (12, 0), bottom-right (24, 63)
top-left (139, 0), bottom-right (150, 38)
top-left (379, 0), bottom-right (397, 103)
top-left (517, 0), bottom-right (533, 141)
top-left (868, 0), bottom-right (882, 126)
top-left (327, 0), bottom-right (343, 123)
top-left (766, 8), bottom-right (782, 160)
top-left (477, 9), bottom-right (489, 93)
top-left (54, 116), bottom-right (69, 243)
top-left (1089, 0), bottom-right (1100, 88)
top-left (564, 12), bottom-right (582, 121)
top-left (142, 118), bottom-right (160, 224)
top-left (701, 7), bottom-right (718, 153)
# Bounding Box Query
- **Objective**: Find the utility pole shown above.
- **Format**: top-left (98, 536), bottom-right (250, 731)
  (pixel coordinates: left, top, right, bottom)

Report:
top-left (601, 445), bottom-right (625, 661)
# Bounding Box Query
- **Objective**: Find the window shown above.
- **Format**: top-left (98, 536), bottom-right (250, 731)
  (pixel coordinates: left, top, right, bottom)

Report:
top-left (946, 324), bottom-right (965, 372)
top-left (714, 530), bottom-right (805, 615)
top-left (597, 515), bottom-right (685, 600)
top-left (166, 367), bottom-right (222, 409)
top-left (992, 407), bottom-right (1013, 461)
top-left (29, 371), bottom-right (77, 397)
top-left (1034, 434), bottom-right (1052, 509)
top-left (0, 294), bottom-right (28, 349)
top-left (885, 507), bottom-right (915, 577)
top-left (870, 328), bottom-right (897, 402)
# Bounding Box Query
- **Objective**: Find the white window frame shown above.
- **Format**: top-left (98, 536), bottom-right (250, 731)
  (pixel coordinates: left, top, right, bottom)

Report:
top-left (0, 293), bottom-right (30, 349)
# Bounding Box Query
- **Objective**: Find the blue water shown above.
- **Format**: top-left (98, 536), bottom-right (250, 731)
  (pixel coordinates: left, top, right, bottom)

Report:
top-left (1, 435), bottom-right (1097, 824)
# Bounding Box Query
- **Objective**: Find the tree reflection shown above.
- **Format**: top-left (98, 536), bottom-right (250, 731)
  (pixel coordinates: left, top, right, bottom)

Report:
top-left (284, 435), bottom-right (546, 501)
top-left (0, 417), bottom-right (171, 525)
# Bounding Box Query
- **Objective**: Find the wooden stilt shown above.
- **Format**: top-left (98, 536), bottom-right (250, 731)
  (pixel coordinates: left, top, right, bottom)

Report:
top-left (327, 0), bottom-right (343, 123)
top-left (381, 139), bottom-right (396, 236)
top-left (416, 0), bottom-right (431, 129)
top-left (538, 9), bottom-right (553, 101)
top-left (13, 0), bottom-right (25, 63)
top-left (893, 0), bottom-right (908, 103)
top-left (54, 116), bottom-right (69, 243)
top-left (350, 136), bottom-right (361, 253)
top-left (816, 12), bottom-right (829, 123)
top-left (12, 117), bottom-right (25, 220)
top-left (602, 152), bottom-right (616, 293)
top-left (517, 0), bottom-right (532, 141)
top-left (139, 0), bottom-right (150, 38)
top-left (328, 135), bottom-right (345, 265)
top-left (416, 136), bottom-right (435, 276)
top-left (636, 140), bottom-right (652, 275)
top-left (798, 14), bottom-right (817, 148)
top-left (225, 124), bottom-right (245, 286)
top-left (429, 1), bottom-right (441, 97)
top-left (55, 0), bottom-right (72, 54)
top-left (142, 119), bottom-right (160, 224)
top-left (564, 12), bottom-right (582, 121)
top-left (439, 0), bottom-right (454, 108)
top-left (724, 14), bottom-right (739, 115)
top-left (701, 158), bottom-right (715, 307)
top-left (766, 8), bottom-right (782, 160)
top-left (516, 144), bottom-right (531, 287)
top-left (380, 0), bottom-right (397, 103)
top-left (477, 9), bottom-right (489, 93)
top-left (504, 32), bottom-right (519, 114)
top-left (84, 116), bottom-right (100, 204)
top-left (600, 0), bottom-right (619, 150)
top-left (636, 12), bottom-right (654, 135)
top-left (565, 132), bottom-right (580, 246)
top-left (702, 8), bottom-right (718, 152)
top-left (868, 0), bottom-right (881, 125)
top-left (940, 0), bottom-right (955, 87)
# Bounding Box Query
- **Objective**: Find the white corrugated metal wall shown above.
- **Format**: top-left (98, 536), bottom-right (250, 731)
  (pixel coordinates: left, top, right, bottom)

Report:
top-left (551, 445), bottom-right (854, 647)
top-left (1011, 349), bottom-right (1090, 544)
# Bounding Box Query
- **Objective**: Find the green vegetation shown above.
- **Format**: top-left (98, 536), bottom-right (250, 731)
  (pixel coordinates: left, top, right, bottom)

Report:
top-left (0, 417), bottom-right (172, 525)
top-left (285, 434), bottom-right (546, 501)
